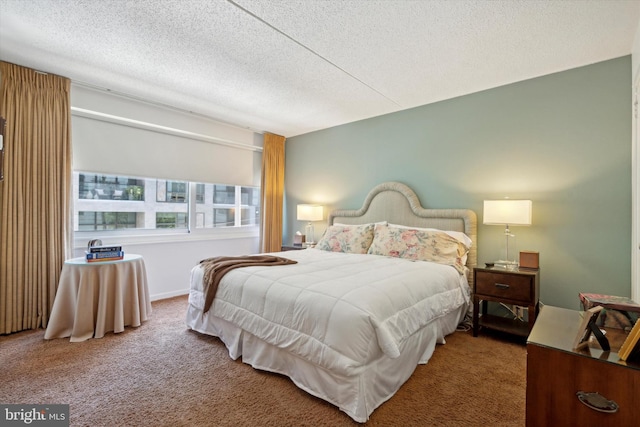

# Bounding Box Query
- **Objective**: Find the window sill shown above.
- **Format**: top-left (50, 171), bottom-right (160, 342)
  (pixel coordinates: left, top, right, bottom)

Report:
top-left (73, 227), bottom-right (259, 249)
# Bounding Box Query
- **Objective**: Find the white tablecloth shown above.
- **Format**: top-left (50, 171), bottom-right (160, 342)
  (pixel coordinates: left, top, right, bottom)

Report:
top-left (44, 254), bottom-right (152, 342)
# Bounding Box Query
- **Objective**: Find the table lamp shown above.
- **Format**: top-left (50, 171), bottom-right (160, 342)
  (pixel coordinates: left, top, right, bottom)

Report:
top-left (483, 199), bottom-right (532, 268)
top-left (297, 204), bottom-right (323, 247)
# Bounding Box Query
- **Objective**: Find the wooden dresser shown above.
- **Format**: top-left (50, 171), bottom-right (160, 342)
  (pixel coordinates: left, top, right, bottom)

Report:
top-left (526, 305), bottom-right (640, 426)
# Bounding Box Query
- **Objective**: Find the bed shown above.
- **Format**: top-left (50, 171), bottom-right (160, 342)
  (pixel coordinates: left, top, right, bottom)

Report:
top-left (186, 181), bottom-right (477, 423)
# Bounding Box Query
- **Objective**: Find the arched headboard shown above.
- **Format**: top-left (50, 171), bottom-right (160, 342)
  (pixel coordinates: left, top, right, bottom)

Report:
top-left (328, 181), bottom-right (477, 282)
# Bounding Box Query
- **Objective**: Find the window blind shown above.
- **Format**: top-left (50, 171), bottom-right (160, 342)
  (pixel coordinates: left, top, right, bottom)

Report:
top-left (70, 84), bottom-right (262, 186)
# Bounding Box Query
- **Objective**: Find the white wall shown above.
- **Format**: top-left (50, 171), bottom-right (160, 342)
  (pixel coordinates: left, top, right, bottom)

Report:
top-left (73, 237), bottom-right (259, 300)
top-left (632, 18), bottom-right (640, 302)
top-left (633, 19), bottom-right (640, 82)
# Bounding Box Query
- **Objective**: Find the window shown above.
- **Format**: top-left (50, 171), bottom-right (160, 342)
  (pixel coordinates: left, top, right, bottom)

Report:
top-left (195, 184), bottom-right (205, 203)
top-left (156, 213), bottom-right (188, 229)
top-left (240, 187), bottom-right (260, 226)
top-left (78, 211), bottom-right (138, 230)
top-left (73, 172), bottom-right (259, 234)
top-left (157, 180), bottom-right (188, 203)
top-left (78, 173), bottom-right (145, 201)
top-left (214, 185), bottom-right (235, 204)
top-left (213, 208), bottom-right (235, 227)
top-left (197, 184), bottom-right (259, 228)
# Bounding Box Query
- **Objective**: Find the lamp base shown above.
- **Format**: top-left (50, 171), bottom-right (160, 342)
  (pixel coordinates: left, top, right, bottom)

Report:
top-left (305, 222), bottom-right (315, 247)
top-left (493, 260), bottom-right (519, 270)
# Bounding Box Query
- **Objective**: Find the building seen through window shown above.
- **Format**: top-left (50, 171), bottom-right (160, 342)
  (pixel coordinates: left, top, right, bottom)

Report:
top-left (78, 211), bottom-right (137, 231)
top-left (73, 172), bottom-right (259, 232)
top-left (78, 173), bottom-right (145, 201)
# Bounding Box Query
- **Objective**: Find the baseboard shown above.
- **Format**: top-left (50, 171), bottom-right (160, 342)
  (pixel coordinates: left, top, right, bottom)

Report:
top-left (150, 289), bottom-right (189, 301)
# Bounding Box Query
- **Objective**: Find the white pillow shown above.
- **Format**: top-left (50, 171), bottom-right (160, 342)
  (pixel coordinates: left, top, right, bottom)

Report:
top-left (333, 221), bottom-right (387, 227)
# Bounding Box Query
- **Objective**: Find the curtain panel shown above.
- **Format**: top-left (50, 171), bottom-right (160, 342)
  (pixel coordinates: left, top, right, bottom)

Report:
top-left (259, 133), bottom-right (286, 253)
top-left (0, 61), bottom-right (72, 334)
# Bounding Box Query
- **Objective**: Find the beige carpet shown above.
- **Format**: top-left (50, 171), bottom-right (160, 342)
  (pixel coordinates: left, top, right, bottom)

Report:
top-left (0, 296), bottom-right (526, 426)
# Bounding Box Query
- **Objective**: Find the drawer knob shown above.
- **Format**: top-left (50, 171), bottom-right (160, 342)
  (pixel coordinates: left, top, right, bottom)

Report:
top-left (494, 283), bottom-right (510, 290)
top-left (576, 391), bottom-right (619, 413)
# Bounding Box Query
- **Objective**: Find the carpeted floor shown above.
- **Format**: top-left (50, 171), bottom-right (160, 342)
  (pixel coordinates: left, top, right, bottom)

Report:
top-left (0, 296), bottom-right (526, 426)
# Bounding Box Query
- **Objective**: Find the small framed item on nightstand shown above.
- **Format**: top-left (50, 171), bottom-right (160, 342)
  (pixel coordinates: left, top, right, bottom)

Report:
top-left (573, 306), bottom-right (605, 350)
top-left (519, 251), bottom-right (539, 269)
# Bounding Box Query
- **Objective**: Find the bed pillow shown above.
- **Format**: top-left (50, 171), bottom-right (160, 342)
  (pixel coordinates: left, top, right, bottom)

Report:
top-left (315, 224), bottom-right (375, 254)
top-left (334, 221), bottom-right (387, 227)
top-left (387, 223), bottom-right (471, 265)
top-left (388, 223), bottom-right (472, 248)
top-left (367, 224), bottom-right (469, 274)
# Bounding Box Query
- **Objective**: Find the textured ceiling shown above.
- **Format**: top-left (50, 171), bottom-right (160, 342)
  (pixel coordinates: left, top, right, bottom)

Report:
top-left (0, 0), bottom-right (639, 137)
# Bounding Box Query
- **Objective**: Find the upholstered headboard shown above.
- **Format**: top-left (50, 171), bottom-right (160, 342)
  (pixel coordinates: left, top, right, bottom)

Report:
top-left (328, 181), bottom-right (477, 282)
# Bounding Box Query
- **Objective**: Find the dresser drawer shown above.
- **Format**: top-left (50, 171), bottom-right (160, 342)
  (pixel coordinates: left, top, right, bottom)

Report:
top-left (527, 343), bottom-right (640, 426)
top-left (475, 271), bottom-right (533, 303)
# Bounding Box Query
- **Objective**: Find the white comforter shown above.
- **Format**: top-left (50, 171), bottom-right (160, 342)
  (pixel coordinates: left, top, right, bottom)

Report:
top-left (189, 249), bottom-right (470, 375)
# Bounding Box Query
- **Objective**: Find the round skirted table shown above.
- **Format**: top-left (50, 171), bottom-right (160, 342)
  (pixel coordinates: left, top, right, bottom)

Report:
top-left (44, 254), bottom-right (152, 342)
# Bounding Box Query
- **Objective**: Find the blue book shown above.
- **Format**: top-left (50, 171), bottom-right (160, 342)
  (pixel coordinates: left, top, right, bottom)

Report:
top-left (89, 245), bottom-right (122, 253)
top-left (85, 251), bottom-right (124, 262)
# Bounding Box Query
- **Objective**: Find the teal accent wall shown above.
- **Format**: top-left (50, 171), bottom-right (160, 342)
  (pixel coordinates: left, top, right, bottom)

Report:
top-left (284, 56), bottom-right (632, 310)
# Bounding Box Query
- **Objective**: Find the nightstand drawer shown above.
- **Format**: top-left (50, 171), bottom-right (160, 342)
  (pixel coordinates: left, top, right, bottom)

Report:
top-left (475, 272), bottom-right (533, 303)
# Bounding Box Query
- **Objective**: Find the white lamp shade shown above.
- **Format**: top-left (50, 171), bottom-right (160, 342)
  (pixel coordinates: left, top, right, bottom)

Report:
top-left (483, 200), bottom-right (532, 226)
top-left (297, 204), bottom-right (323, 222)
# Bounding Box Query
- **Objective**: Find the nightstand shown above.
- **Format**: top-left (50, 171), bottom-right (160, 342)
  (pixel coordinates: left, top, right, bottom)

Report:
top-left (281, 245), bottom-right (306, 251)
top-left (472, 266), bottom-right (540, 337)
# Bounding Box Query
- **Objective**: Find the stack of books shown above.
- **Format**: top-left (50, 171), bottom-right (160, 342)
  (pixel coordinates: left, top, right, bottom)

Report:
top-left (85, 245), bottom-right (124, 262)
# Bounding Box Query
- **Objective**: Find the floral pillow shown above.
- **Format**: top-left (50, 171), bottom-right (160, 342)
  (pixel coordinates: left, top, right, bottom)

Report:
top-left (387, 223), bottom-right (472, 265)
top-left (388, 223), bottom-right (472, 248)
top-left (367, 224), bottom-right (469, 274)
top-left (315, 224), bottom-right (375, 254)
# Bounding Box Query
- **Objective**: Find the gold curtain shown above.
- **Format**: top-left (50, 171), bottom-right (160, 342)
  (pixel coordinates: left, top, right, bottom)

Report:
top-left (259, 133), bottom-right (286, 253)
top-left (0, 61), bottom-right (72, 334)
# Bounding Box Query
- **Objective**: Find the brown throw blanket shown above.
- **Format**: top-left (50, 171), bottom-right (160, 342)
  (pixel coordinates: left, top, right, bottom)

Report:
top-left (200, 255), bottom-right (298, 313)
